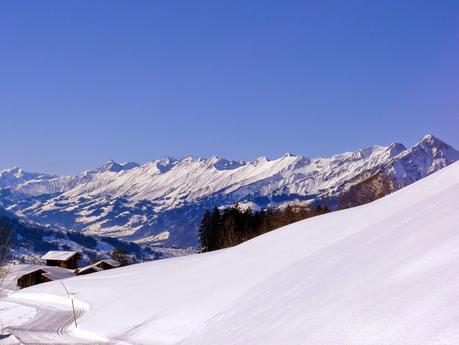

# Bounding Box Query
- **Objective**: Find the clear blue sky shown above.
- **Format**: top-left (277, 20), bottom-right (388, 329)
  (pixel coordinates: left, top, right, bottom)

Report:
top-left (1, 1), bottom-right (458, 175)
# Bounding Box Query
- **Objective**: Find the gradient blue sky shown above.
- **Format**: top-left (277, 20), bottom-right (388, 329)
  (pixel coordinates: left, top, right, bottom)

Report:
top-left (1, 1), bottom-right (458, 175)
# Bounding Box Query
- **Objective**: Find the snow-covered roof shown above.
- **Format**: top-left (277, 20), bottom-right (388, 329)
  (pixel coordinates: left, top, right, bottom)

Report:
top-left (2, 264), bottom-right (75, 291)
top-left (0, 264), bottom-right (42, 291)
top-left (41, 250), bottom-right (80, 261)
top-left (77, 259), bottom-right (120, 275)
top-left (14, 264), bottom-right (75, 281)
top-left (13, 266), bottom-right (46, 279)
top-left (41, 266), bottom-right (75, 280)
top-left (78, 264), bottom-right (103, 274)
top-left (98, 259), bottom-right (121, 267)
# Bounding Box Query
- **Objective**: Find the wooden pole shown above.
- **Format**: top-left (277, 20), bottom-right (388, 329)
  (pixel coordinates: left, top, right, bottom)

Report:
top-left (71, 298), bottom-right (78, 328)
top-left (60, 280), bottom-right (70, 296)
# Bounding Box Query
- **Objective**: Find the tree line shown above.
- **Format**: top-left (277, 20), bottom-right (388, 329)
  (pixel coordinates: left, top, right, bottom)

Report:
top-left (199, 204), bottom-right (330, 252)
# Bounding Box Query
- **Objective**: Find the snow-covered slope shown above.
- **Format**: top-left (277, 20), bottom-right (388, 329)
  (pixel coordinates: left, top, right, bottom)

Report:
top-left (9, 160), bottom-right (459, 345)
top-left (1, 135), bottom-right (458, 247)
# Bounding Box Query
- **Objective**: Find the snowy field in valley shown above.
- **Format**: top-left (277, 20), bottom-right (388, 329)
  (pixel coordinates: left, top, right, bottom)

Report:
top-left (3, 161), bottom-right (459, 344)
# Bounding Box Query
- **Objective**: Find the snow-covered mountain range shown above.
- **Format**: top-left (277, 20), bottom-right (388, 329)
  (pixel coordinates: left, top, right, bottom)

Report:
top-left (1, 134), bottom-right (458, 247)
top-left (7, 159), bottom-right (459, 344)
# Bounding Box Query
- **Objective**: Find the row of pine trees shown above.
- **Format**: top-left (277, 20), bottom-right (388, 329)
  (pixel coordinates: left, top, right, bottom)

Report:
top-left (199, 204), bottom-right (330, 252)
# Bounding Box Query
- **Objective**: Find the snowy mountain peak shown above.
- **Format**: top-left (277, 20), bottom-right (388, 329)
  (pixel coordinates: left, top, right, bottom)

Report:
top-left (420, 133), bottom-right (440, 144)
top-left (254, 156), bottom-right (270, 165)
top-left (6, 166), bottom-right (22, 174)
top-left (0, 166), bottom-right (31, 177)
top-left (414, 134), bottom-right (457, 154)
top-left (158, 156), bottom-right (178, 165)
top-left (399, 134), bottom-right (459, 163)
top-left (386, 142), bottom-right (407, 156)
top-left (182, 155), bottom-right (200, 163)
top-left (154, 157), bottom-right (179, 173)
top-left (206, 157), bottom-right (245, 171)
top-left (0, 167), bottom-right (52, 189)
top-left (353, 146), bottom-right (382, 159)
top-left (419, 134), bottom-right (452, 152)
top-left (97, 160), bottom-right (140, 173)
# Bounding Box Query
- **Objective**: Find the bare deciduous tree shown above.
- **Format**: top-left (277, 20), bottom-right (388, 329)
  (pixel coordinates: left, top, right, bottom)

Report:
top-left (0, 225), bottom-right (10, 265)
top-left (0, 224), bottom-right (11, 288)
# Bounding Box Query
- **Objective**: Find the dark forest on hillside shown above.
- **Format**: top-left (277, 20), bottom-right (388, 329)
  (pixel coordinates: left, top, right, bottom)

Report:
top-left (199, 204), bottom-right (330, 252)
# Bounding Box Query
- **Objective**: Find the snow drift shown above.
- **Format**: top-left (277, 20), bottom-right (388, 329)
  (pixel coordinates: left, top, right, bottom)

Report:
top-left (9, 161), bottom-right (459, 344)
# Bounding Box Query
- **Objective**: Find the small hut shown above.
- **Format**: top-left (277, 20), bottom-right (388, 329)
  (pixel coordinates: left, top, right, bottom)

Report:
top-left (41, 251), bottom-right (82, 269)
top-left (77, 259), bottom-right (120, 276)
top-left (96, 259), bottom-right (121, 270)
top-left (16, 267), bottom-right (46, 289)
top-left (16, 265), bottom-right (75, 289)
top-left (40, 266), bottom-right (76, 282)
top-left (77, 264), bottom-right (102, 275)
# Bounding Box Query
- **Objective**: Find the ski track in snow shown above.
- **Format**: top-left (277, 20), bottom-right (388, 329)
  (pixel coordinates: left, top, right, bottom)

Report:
top-left (4, 299), bottom-right (90, 345)
top-left (3, 298), bottom-right (139, 345)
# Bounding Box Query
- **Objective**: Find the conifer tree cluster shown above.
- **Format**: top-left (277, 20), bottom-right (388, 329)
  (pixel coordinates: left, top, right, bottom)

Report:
top-left (199, 204), bottom-right (330, 252)
top-left (110, 247), bottom-right (135, 266)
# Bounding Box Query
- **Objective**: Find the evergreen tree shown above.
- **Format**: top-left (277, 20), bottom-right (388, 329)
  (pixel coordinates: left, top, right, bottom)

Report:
top-left (198, 210), bottom-right (211, 252)
top-left (110, 247), bottom-right (133, 266)
top-left (221, 207), bottom-right (238, 248)
top-left (207, 207), bottom-right (222, 251)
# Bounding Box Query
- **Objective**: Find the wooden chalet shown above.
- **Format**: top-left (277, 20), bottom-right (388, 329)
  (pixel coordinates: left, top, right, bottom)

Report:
top-left (96, 259), bottom-right (121, 270)
top-left (16, 267), bottom-right (46, 289)
top-left (77, 259), bottom-right (121, 276)
top-left (16, 265), bottom-right (75, 289)
top-left (41, 250), bottom-right (82, 269)
top-left (77, 264), bottom-right (102, 275)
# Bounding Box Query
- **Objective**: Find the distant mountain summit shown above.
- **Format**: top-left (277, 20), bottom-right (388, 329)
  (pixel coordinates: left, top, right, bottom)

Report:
top-left (97, 160), bottom-right (140, 173)
top-left (327, 135), bottom-right (459, 209)
top-left (1, 135), bottom-right (457, 247)
top-left (0, 167), bottom-right (54, 189)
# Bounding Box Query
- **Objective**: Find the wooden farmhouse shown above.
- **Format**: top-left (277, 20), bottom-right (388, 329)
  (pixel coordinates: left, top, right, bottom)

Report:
top-left (97, 259), bottom-right (121, 270)
top-left (77, 259), bottom-right (121, 275)
top-left (16, 267), bottom-right (46, 289)
top-left (41, 250), bottom-right (82, 269)
top-left (16, 265), bottom-right (75, 289)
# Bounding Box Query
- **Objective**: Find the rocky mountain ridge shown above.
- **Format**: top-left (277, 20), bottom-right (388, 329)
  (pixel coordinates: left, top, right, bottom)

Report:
top-left (1, 134), bottom-right (457, 247)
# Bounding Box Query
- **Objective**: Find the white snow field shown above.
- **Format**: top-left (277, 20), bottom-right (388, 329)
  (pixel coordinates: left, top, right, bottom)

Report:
top-left (6, 161), bottom-right (459, 345)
